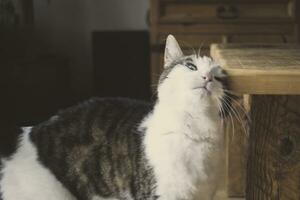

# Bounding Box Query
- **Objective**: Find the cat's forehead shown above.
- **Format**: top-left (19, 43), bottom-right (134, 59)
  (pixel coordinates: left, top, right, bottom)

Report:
top-left (193, 56), bottom-right (214, 66)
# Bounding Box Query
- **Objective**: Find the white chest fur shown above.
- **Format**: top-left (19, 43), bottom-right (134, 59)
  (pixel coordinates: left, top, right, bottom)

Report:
top-left (143, 98), bottom-right (223, 200)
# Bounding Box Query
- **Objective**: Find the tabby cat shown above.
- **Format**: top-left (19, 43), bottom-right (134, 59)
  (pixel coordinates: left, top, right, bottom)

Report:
top-left (0, 35), bottom-right (230, 200)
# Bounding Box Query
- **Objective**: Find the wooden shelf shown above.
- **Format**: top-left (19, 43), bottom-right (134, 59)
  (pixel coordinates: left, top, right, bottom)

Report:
top-left (211, 43), bottom-right (300, 94)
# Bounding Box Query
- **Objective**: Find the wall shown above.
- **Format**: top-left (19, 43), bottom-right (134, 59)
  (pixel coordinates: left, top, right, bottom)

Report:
top-left (88, 1), bottom-right (149, 30)
top-left (33, 0), bottom-right (149, 97)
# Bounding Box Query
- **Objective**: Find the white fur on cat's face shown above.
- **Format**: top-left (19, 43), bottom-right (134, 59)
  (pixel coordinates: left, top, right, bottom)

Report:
top-left (158, 35), bottom-right (226, 106)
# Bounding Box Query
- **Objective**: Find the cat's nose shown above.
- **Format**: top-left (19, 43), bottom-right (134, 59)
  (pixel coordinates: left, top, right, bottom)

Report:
top-left (202, 74), bottom-right (213, 82)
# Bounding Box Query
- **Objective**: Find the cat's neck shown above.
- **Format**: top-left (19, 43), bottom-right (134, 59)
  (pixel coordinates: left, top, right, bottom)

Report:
top-left (157, 89), bottom-right (220, 118)
top-left (142, 95), bottom-right (221, 139)
top-left (157, 85), bottom-right (220, 114)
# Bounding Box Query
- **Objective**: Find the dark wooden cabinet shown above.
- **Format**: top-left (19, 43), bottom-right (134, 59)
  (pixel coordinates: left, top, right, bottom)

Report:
top-left (150, 0), bottom-right (299, 87)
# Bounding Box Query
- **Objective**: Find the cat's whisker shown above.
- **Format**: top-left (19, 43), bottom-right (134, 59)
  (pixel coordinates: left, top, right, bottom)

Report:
top-left (228, 110), bottom-right (236, 140)
top-left (217, 102), bottom-right (224, 119)
top-left (223, 101), bottom-right (236, 140)
top-left (220, 104), bottom-right (229, 134)
top-left (215, 96), bottom-right (225, 119)
top-left (222, 98), bottom-right (245, 129)
top-left (217, 98), bottom-right (235, 138)
top-left (223, 93), bottom-right (251, 123)
top-left (221, 91), bottom-right (251, 122)
top-left (197, 41), bottom-right (205, 58)
top-left (222, 88), bottom-right (240, 96)
top-left (222, 99), bottom-right (249, 137)
top-left (178, 39), bottom-right (197, 56)
top-left (215, 99), bottom-right (227, 131)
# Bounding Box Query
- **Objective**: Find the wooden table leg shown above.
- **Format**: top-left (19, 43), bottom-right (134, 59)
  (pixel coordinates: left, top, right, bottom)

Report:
top-left (247, 95), bottom-right (300, 200)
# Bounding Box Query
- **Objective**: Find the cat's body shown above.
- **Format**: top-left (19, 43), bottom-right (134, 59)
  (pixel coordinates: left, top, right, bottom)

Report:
top-left (0, 35), bottom-right (229, 200)
top-left (0, 98), bottom-right (156, 200)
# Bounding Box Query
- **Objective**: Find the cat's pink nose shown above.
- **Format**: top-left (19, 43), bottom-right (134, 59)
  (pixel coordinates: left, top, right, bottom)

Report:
top-left (202, 74), bottom-right (213, 82)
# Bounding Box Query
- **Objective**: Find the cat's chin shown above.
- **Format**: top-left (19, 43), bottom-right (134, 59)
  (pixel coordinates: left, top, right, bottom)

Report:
top-left (193, 86), bottom-right (212, 96)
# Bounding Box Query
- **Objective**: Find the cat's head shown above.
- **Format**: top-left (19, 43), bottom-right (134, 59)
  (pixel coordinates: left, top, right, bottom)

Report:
top-left (157, 35), bottom-right (230, 114)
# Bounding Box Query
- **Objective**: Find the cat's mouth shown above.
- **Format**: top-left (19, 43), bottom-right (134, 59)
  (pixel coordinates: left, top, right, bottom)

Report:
top-left (193, 86), bottom-right (212, 95)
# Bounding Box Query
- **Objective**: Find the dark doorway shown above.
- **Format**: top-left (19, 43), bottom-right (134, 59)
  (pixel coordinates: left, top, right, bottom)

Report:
top-left (92, 31), bottom-right (150, 101)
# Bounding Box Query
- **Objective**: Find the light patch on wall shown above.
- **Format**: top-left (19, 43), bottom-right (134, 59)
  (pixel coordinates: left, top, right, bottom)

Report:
top-left (88, 0), bottom-right (149, 30)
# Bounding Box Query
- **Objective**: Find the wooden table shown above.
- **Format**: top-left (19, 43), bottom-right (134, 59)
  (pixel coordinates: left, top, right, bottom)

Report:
top-left (211, 44), bottom-right (300, 200)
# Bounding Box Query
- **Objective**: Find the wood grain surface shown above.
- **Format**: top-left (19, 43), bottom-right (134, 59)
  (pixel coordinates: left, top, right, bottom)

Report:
top-left (247, 95), bottom-right (300, 200)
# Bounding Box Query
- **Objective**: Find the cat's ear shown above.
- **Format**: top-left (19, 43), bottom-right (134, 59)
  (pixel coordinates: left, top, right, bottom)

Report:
top-left (164, 35), bottom-right (183, 68)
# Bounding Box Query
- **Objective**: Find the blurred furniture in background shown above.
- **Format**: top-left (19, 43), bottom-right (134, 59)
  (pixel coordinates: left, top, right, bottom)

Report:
top-left (149, 1), bottom-right (300, 199)
top-left (92, 31), bottom-right (150, 101)
top-left (149, 0), bottom-right (299, 86)
top-left (211, 43), bottom-right (300, 200)
top-left (0, 0), bottom-right (71, 126)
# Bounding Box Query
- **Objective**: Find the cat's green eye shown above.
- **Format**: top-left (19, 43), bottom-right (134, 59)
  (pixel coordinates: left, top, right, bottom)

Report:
top-left (186, 63), bottom-right (197, 71)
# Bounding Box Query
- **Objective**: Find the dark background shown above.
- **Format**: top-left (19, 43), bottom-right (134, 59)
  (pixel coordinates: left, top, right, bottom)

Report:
top-left (0, 0), bottom-right (151, 127)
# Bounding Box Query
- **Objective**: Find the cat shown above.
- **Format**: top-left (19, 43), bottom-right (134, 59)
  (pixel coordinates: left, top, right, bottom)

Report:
top-left (0, 35), bottom-right (231, 200)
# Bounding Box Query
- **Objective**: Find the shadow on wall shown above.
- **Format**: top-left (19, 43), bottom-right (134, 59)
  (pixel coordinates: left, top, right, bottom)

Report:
top-left (0, 0), bottom-right (150, 126)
